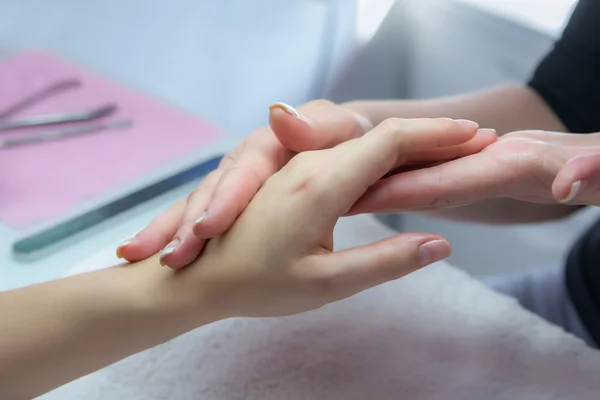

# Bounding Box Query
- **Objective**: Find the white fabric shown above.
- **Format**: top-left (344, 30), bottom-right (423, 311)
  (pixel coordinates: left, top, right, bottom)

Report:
top-left (41, 215), bottom-right (600, 399)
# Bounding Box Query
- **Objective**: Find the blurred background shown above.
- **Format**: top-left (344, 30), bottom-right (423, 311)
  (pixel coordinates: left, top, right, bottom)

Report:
top-left (1, 0), bottom-right (596, 289)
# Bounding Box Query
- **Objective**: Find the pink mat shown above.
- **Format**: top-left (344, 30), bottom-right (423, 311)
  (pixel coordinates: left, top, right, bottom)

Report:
top-left (0, 51), bottom-right (224, 229)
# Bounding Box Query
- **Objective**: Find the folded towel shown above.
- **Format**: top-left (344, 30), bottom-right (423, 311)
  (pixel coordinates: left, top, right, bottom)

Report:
top-left (41, 215), bottom-right (600, 399)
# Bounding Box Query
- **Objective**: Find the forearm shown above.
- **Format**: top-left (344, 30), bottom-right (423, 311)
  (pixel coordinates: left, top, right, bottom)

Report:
top-left (0, 256), bottom-right (216, 399)
top-left (343, 84), bottom-right (566, 135)
top-left (345, 84), bottom-right (579, 223)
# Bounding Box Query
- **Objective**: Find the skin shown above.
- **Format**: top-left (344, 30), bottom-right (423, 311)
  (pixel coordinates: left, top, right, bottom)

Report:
top-left (1, 117), bottom-right (471, 399)
top-left (117, 99), bottom-right (496, 268)
top-left (349, 131), bottom-right (600, 214)
top-left (118, 83), bottom-right (594, 267)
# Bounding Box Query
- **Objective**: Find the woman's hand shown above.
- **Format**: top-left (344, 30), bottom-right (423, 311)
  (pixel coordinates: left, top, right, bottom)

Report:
top-left (116, 100), bottom-right (496, 269)
top-left (177, 118), bottom-right (474, 318)
top-left (348, 130), bottom-right (600, 215)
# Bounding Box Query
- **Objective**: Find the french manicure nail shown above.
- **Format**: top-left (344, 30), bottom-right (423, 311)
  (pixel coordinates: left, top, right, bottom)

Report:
top-left (269, 102), bottom-right (300, 117)
top-left (159, 239), bottom-right (180, 266)
top-left (560, 181), bottom-right (581, 203)
top-left (418, 239), bottom-right (451, 267)
top-left (454, 119), bottom-right (479, 130)
top-left (116, 239), bottom-right (132, 259)
top-left (193, 210), bottom-right (208, 229)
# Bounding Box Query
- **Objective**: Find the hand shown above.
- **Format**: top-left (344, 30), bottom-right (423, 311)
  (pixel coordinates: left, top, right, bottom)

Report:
top-left (116, 100), bottom-right (497, 269)
top-left (176, 118), bottom-right (468, 318)
top-left (348, 130), bottom-right (600, 214)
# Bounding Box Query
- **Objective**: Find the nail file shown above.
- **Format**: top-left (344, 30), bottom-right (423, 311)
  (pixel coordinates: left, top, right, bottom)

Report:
top-left (12, 154), bottom-right (223, 260)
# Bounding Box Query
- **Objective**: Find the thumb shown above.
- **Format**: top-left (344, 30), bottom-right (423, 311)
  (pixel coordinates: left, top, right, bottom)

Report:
top-left (269, 100), bottom-right (372, 152)
top-left (312, 233), bottom-right (450, 298)
top-left (553, 152), bottom-right (600, 205)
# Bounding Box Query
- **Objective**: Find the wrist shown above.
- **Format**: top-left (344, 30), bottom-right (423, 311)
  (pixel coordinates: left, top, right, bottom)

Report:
top-left (127, 255), bottom-right (226, 331)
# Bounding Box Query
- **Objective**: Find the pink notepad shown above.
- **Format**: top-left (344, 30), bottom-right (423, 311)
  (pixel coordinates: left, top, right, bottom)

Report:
top-left (0, 51), bottom-right (224, 229)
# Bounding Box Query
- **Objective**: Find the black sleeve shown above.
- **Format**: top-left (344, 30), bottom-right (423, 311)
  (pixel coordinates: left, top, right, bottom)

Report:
top-left (527, 0), bottom-right (600, 133)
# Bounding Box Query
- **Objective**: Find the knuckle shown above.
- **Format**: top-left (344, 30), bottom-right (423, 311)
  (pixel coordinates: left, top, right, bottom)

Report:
top-left (363, 245), bottom-right (401, 282)
top-left (220, 142), bottom-right (243, 166)
top-left (186, 186), bottom-right (205, 203)
top-left (378, 117), bottom-right (404, 133)
top-left (289, 170), bottom-right (323, 199)
top-left (187, 174), bottom-right (218, 204)
top-left (283, 152), bottom-right (326, 198)
top-left (285, 151), bottom-right (313, 168)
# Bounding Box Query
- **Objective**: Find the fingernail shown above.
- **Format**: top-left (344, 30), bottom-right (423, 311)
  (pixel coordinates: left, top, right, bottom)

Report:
top-left (116, 239), bottom-right (132, 259)
top-left (269, 102), bottom-right (300, 117)
top-left (418, 239), bottom-right (451, 267)
top-left (559, 180), bottom-right (581, 203)
top-left (192, 210), bottom-right (208, 230)
top-left (477, 128), bottom-right (497, 135)
top-left (159, 238), bottom-right (180, 266)
top-left (454, 119), bottom-right (479, 130)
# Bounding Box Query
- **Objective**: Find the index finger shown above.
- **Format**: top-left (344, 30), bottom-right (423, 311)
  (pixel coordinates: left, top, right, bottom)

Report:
top-left (348, 152), bottom-right (508, 214)
top-left (321, 118), bottom-right (480, 211)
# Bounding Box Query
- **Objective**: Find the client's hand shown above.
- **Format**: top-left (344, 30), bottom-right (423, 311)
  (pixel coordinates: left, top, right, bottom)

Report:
top-left (0, 118), bottom-right (468, 399)
top-left (117, 100), bottom-right (496, 269)
top-left (179, 118), bottom-right (463, 318)
top-left (348, 130), bottom-right (600, 215)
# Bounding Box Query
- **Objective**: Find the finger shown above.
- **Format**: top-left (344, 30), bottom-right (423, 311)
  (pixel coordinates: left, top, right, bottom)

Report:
top-left (391, 128), bottom-right (496, 174)
top-left (193, 148), bottom-right (279, 239)
top-left (116, 200), bottom-right (185, 262)
top-left (553, 153), bottom-right (600, 204)
top-left (347, 151), bottom-right (511, 214)
top-left (158, 170), bottom-right (223, 269)
top-left (269, 100), bottom-right (372, 152)
top-left (158, 226), bottom-right (207, 270)
top-left (311, 233), bottom-right (450, 298)
top-left (405, 128), bottom-right (497, 164)
top-left (318, 118), bottom-right (480, 213)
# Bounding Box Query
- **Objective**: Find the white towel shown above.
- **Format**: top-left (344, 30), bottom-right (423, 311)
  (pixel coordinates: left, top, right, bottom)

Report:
top-left (41, 215), bottom-right (600, 399)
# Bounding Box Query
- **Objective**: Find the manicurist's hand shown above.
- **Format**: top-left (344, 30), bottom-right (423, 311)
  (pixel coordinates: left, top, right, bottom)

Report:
top-left (553, 149), bottom-right (600, 206)
top-left (116, 100), bottom-right (496, 269)
top-left (348, 130), bottom-right (600, 215)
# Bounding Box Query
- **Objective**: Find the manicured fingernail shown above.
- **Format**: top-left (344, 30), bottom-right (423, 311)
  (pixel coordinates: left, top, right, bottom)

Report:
top-left (418, 239), bottom-right (451, 267)
top-left (193, 210), bottom-right (208, 230)
top-left (559, 181), bottom-right (581, 203)
top-left (116, 239), bottom-right (132, 259)
top-left (159, 239), bottom-right (180, 266)
top-left (269, 102), bottom-right (300, 117)
top-left (477, 128), bottom-right (497, 135)
top-left (454, 119), bottom-right (479, 129)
